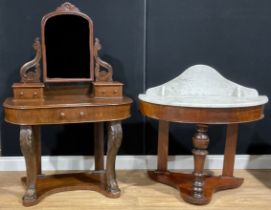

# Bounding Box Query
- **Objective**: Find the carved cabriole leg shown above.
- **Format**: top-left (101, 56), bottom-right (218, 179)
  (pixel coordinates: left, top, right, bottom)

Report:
top-left (222, 124), bottom-right (239, 177)
top-left (94, 122), bottom-right (104, 171)
top-left (20, 125), bottom-right (39, 204)
top-left (106, 121), bottom-right (122, 196)
top-left (192, 124), bottom-right (209, 200)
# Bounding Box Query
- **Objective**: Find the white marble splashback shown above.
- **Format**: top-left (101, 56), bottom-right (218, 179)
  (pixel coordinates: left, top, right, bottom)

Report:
top-left (139, 65), bottom-right (268, 108)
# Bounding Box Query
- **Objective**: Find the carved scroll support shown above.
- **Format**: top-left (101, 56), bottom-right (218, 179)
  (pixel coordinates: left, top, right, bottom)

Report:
top-left (20, 125), bottom-right (40, 204)
top-left (192, 124), bottom-right (209, 200)
top-left (94, 38), bottom-right (113, 82)
top-left (20, 38), bottom-right (41, 83)
top-left (106, 121), bottom-right (122, 196)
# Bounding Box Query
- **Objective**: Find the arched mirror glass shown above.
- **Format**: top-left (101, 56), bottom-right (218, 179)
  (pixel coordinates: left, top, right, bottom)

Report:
top-left (42, 6), bottom-right (94, 82)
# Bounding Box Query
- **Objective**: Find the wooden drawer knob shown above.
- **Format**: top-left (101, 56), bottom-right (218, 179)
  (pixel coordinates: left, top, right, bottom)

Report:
top-left (80, 111), bottom-right (85, 116)
top-left (60, 112), bottom-right (65, 118)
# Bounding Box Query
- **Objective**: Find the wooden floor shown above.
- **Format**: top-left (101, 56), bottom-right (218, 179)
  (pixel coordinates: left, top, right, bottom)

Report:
top-left (0, 170), bottom-right (270, 210)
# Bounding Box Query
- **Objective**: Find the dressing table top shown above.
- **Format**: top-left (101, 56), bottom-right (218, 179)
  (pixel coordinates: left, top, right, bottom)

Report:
top-left (3, 86), bottom-right (132, 125)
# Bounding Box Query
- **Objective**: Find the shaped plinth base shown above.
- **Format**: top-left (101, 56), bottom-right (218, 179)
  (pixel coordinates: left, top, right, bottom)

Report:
top-left (148, 170), bottom-right (243, 205)
top-left (21, 171), bottom-right (120, 207)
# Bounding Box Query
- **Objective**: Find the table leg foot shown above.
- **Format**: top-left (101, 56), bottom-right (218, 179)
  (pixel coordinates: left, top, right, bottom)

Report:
top-left (148, 170), bottom-right (243, 205)
top-left (22, 188), bottom-right (37, 206)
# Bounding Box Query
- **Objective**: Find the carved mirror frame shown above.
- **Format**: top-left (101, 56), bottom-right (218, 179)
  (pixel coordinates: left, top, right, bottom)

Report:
top-left (41, 2), bottom-right (94, 83)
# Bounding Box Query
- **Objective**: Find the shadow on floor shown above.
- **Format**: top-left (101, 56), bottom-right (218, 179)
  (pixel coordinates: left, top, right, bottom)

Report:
top-left (247, 169), bottom-right (271, 189)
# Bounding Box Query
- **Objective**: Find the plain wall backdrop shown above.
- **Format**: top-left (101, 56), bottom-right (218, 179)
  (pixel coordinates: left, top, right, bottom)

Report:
top-left (0, 0), bottom-right (270, 156)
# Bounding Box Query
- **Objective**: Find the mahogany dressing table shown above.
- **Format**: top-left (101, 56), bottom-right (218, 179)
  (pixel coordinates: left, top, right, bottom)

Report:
top-left (139, 64), bottom-right (268, 205)
top-left (3, 2), bottom-right (132, 206)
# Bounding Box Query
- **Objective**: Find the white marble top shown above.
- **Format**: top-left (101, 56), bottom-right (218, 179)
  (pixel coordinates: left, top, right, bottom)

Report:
top-left (139, 65), bottom-right (268, 108)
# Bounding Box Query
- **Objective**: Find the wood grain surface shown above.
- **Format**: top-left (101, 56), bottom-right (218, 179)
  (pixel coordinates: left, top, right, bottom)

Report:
top-left (139, 100), bottom-right (264, 124)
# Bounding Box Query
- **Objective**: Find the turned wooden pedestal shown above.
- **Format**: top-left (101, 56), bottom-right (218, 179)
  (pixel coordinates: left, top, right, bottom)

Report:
top-left (3, 92), bottom-right (132, 206)
top-left (139, 100), bottom-right (265, 205)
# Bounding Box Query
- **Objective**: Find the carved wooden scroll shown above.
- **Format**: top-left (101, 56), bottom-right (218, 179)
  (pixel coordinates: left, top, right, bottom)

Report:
top-left (20, 38), bottom-right (41, 83)
top-left (94, 38), bottom-right (113, 82)
top-left (56, 2), bottom-right (80, 12)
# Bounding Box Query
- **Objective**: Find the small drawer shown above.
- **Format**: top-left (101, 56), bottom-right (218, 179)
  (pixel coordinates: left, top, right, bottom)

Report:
top-left (12, 83), bottom-right (44, 100)
top-left (95, 87), bottom-right (122, 97)
top-left (13, 87), bottom-right (44, 99)
top-left (93, 82), bottom-right (123, 97)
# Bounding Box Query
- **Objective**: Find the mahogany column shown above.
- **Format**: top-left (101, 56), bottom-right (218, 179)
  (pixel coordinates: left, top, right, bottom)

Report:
top-left (157, 121), bottom-right (169, 171)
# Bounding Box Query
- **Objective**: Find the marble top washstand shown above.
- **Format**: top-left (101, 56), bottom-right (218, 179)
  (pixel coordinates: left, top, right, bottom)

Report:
top-left (138, 64), bottom-right (268, 205)
top-left (139, 64), bottom-right (268, 108)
